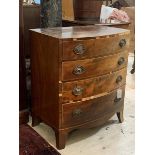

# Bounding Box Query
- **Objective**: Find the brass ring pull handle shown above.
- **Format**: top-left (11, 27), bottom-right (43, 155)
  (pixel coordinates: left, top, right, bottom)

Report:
top-left (73, 44), bottom-right (86, 55)
top-left (116, 75), bottom-right (123, 84)
top-left (118, 57), bottom-right (125, 65)
top-left (119, 39), bottom-right (126, 48)
top-left (73, 65), bottom-right (86, 75)
top-left (72, 86), bottom-right (83, 96)
top-left (114, 97), bottom-right (122, 103)
top-left (72, 109), bottom-right (83, 117)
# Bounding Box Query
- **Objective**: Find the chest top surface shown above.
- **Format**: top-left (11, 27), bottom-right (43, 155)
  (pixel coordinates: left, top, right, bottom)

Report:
top-left (30, 25), bottom-right (130, 40)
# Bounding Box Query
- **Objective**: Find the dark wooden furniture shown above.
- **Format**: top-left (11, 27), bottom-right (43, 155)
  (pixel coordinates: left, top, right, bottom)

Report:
top-left (62, 19), bottom-right (130, 29)
top-left (73, 0), bottom-right (112, 21)
top-left (19, 0), bottom-right (29, 125)
top-left (73, 0), bottom-right (102, 21)
top-left (30, 25), bottom-right (130, 149)
top-left (23, 4), bottom-right (41, 57)
top-left (95, 22), bottom-right (130, 29)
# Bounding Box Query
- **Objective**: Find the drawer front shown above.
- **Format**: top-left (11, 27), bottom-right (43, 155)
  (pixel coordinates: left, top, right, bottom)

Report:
top-left (62, 68), bottom-right (127, 103)
top-left (62, 52), bottom-right (128, 81)
top-left (62, 34), bottom-right (129, 60)
top-left (62, 85), bottom-right (125, 127)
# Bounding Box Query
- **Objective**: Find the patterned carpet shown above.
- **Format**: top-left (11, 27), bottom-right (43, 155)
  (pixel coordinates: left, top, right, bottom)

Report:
top-left (19, 124), bottom-right (61, 155)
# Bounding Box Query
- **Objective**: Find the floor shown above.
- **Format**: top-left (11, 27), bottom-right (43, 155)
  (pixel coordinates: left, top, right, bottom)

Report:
top-left (28, 53), bottom-right (135, 155)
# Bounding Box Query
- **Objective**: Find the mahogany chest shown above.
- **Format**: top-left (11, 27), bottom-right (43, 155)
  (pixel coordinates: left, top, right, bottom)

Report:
top-left (30, 25), bottom-right (130, 149)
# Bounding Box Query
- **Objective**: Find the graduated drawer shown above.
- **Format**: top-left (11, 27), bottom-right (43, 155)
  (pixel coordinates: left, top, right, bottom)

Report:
top-left (62, 34), bottom-right (129, 60)
top-left (61, 85), bottom-right (125, 128)
top-left (62, 67), bottom-right (127, 103)
top-left (62, 51), bottom-right (128, 81)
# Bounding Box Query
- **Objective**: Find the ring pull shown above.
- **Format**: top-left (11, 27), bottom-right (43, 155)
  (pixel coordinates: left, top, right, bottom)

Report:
top-left (114, 97), bottom-right (122, 103)
top-left (72, 65), bottom-right (86, 75)
top-left (118, 57), bottom-right (125, 65)
top-left (116, 75), bottom-right (123, 84)
top-left (119, 39), bottom-right (126, 48)
top-left (73, 44), bottom-right (86, 55)
top-left (72, 86), bottom-right (83, 96)
top-left (72, 109), bottom-right (83, 118)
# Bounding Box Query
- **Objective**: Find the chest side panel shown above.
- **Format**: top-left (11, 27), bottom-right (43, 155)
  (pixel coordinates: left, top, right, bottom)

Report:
top-left (30, 31), bottom-right (60, 128)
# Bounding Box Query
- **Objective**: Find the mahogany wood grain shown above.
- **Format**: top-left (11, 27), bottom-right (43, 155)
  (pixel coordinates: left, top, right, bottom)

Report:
top-left (55, 130), bottom-right (68, 150)
top-left (30, 26), bottom-right (130, 149)
top-left (62, 52), bottom-right (128, 81)
top-left (62, 85), bottom-right (125, 127)
top-left (62, 68), bottom-right (127, 102)
top-left (73, 0), bottom-right (103, 21)
top-left (31, 25), bottom-right (130, 40)
top-left (55, 107), bottom-right (124, 149)
top-left (30, 31), bottom-right (60, 129)
top-left (62, 34), bottom-right (129, 60)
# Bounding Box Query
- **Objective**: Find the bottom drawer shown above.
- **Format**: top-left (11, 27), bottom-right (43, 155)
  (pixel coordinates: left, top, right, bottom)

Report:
top-left (61, 85), bottom-right (125, 128)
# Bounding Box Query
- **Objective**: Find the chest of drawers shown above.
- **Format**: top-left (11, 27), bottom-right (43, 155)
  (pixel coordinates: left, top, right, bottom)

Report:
top-left (30, 25), bottom-right (130, 149)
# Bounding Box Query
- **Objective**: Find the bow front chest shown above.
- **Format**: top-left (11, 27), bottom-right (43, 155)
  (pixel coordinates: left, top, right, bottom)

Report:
top-left (30, 25), bottom-right (130, 149)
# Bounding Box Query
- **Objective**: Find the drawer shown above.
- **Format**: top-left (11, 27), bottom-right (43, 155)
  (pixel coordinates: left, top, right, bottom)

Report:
top-left (62, 85), bottom-right (125, 127)
top-left (62, 67), bottom-right (127, 103)
top-left (62, 34), bottom-right (129, 60)
top-left (62, 52), bottom-right (128, 81)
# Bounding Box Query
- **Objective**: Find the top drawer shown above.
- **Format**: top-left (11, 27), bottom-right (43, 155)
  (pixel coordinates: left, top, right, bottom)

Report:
top-left (62, 34), bottom-right (130, 60)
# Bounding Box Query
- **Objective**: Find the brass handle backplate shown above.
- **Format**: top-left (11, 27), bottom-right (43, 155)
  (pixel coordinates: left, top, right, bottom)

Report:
top-left (73, 44), bottom-right (86, 55)
top-left (73, 65), bottom-right (86, 75)
top-left (119, 39), bottom-right (126, 48)
top-left (72, 86), bottom-right (83, 96)
top-left (114, 97), bottom-right (122, 103)
top-left (72, 109), bottom-right (83, 117)
top-left (116, 75), bottom-right (123, 84)
top-left (118, 57), bottom-right (125, 65)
